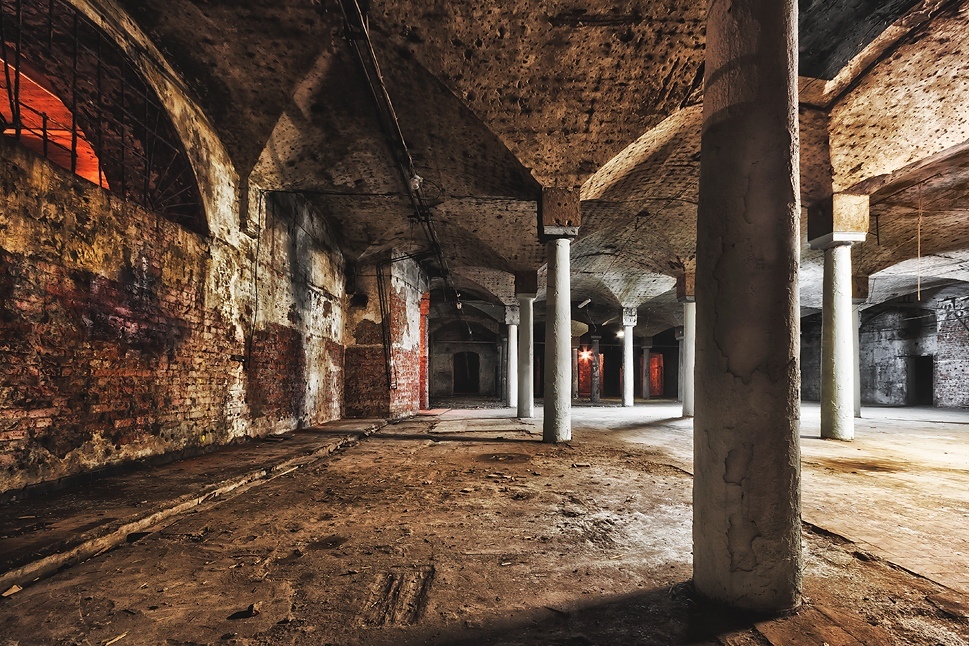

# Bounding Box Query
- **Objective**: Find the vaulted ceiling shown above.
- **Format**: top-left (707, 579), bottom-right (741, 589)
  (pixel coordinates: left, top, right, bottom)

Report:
top-left (114, 0), bottom-right (969, 334)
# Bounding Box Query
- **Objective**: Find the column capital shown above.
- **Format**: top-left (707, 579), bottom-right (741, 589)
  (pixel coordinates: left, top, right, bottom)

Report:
top-left (622, 307), bottom-right (638, 327)
top-left (677, 272), bottom-right (696, 303)
top-left (504, 305), bottom-right (520, 326)
top-left (539, 187), bottom-right (580, 240)
top-left (514, 270), bottom-right (539, 297)
top-left (808, 193), bottom-right (869, 250)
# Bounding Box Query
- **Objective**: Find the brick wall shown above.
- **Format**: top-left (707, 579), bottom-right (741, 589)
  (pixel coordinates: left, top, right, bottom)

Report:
top-left (858, 307), bottom-right (935, 406)
top-left (429, 319), bottom-right (500, 398)
top-left (0, 141), bottom-right (346, 494)
top-left (937, 297), bottom-right (969, 408)
top-left (343, 258), bottom-right (428, 419)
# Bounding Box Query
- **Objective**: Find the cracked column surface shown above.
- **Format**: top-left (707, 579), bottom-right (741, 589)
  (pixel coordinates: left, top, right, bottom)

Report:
top-left (694, 0), bottom-right (802, 612)
top-left (623, 327), bottom-right (635, 407)
top-left (682, 301), bottom-right (697, 417)
top-left (544, 238), bottom-right (572, 443)
top-left (517, 295), bottom-right (536, 419)
top-left (506, 323), bottom-right (519, 408)
top-left (821, 244), bottom-right (854, 440)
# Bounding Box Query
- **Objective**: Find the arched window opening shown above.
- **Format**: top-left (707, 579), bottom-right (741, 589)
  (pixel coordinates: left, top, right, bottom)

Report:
top-left (0, 0), bottom-right (206, 235)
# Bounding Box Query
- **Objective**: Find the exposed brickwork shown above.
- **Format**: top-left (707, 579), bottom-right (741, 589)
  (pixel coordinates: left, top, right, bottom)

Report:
top-left (343, 259), bottom-right (427, 419)
top-left (0, 141), bottom-right (346, 493)
top-left (937, 297), bottom-right (969, 408)
top-left (419, 292), bottom-right (430, 410)
top-left (246, 324), bottom-right (306, 420)
top-left (343, 346), bottom-right (389, 419)
top-left (856, 308), bottom-right (936, 406)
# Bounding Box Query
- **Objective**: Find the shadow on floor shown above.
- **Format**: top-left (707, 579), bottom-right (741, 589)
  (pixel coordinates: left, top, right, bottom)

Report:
top-left (412, 582), bottom-right (769, 646)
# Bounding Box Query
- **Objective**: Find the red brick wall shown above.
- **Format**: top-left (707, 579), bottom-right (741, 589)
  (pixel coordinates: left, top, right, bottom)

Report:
top-left (0, 141), bottom-right (346, 493)
top-left (343, 260), bottom-right (427, 419)
top-left (420, 292), bottom-right (430, 410)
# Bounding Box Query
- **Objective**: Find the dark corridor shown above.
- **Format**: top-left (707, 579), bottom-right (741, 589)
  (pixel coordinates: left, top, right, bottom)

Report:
top-left (911, 355), bottom-right (934, 406)
top-left (453, 352), bottom-right (480, 395)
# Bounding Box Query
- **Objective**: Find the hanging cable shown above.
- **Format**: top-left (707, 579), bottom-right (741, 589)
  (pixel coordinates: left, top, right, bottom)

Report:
top-left (334, 0), bottom-right (461, 311)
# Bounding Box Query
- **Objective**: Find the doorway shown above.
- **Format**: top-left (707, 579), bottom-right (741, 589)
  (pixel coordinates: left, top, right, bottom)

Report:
top-left (910, 355), bottom-right (934, 406)
top-left (453, 352), bottom-right (480, 395)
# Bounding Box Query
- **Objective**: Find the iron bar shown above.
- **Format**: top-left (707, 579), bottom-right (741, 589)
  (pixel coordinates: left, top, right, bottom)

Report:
top-left (14, 0), bottom-right (22, 140)
top-left (69, 9), bottom-right (77, 174)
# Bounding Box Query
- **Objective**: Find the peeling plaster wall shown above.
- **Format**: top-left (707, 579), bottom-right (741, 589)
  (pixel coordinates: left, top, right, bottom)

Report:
top-left (343, 258), bottom-right (427, 419)
top-left (937, 297), bottom-right (969, 408)
top-left (859, 308), bottom-right (935, 406)
top-left (0, 140), bottom-right (345, 494)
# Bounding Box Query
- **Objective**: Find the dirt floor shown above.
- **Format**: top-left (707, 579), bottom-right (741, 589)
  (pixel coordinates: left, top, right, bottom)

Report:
top-left (1, 405), bottom-right (968, 645)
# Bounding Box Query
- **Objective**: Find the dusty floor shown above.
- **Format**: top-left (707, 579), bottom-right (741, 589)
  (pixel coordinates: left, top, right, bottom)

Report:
top-left (1, 402), bottom-right (968, 645)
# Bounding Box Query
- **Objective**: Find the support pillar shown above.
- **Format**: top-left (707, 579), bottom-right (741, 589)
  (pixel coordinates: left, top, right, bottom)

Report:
top-left (539, 187), bottom-right (579, 444)
top-left (682, 301), bottom-right (696, 417)
top-left (810, 196), bottom-right (869, 440)
top-left (820, 244), bottom-right (854, 439)
top-left (517, 291), bottom-right (536, 419)
top-left (641, 343), bottom-right (652, 400)
top-left (543, 237), bottom-right (573, 442)
top-left (852, 276), bottom-right (868, 419)
top-left (694, 0), bottom-right (801, 612)
top-left (590, 335), bottom-right (601, 403)
top-left (853, 303), bottom-right (862, 418)
top-left (622, 308), bottom-right (637, 407)
top-left (505, 306), bottom-right (520, 409)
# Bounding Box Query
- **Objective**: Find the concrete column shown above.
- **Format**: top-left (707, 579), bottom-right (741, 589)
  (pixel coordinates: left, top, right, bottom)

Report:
top-left (821, 244), bottom-right (854, 440)
top-left (517, 294), bottom-right (536, 419)
top-left (506, 324), bottom-right (519, 408)
top-left (853, 303), bottom-right (862, 418)
top-left (590, 336), bottom-right (601, 403)
top-left (543, 238), bottom-right (572, 443)
top-left (622, 307), bottom-right (637, 407)
top-left (682, 301), bottom-right (696, 417)
top-left (622, 331), bottom-right (634, 406)
top-left (694, 0), bottom-right (801, 612)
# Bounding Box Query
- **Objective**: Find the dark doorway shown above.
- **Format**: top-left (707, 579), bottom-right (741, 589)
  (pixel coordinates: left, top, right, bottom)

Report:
top-left (911, 355), bottom-right (934, 406)
top-left (453, 352), bottom-right (480, 395)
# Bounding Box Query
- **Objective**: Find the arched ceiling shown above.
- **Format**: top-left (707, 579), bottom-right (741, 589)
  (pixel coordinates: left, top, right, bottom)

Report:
top-left (110, 0), bottom-right (969, 337)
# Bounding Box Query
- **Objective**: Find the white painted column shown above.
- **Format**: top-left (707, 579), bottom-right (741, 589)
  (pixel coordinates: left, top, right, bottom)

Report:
top-left (506, 324), bottom-right (519, 408)
top-left (853, 303), bottom-right (862, 418)
top-left (694, 0), bottom-right (802, 612)
top-left (517, 295), bottom-right (536, 418)
top-left (622, 307), bottom-right (637, 407)
top-left (821, 243), bottom-right (854, 440)
top-left (543, 238), bottom-right (572, 443)
top-left (682, 301), bottom-right (696, 417)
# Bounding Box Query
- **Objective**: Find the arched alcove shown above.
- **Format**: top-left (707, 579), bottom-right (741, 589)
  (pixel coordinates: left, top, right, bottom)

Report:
top-left (0, 0), bottom-right (206, 234)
